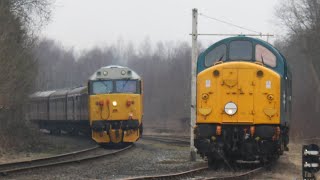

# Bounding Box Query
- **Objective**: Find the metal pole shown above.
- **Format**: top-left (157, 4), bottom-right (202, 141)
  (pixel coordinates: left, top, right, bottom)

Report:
top-left (190, 8), bottom-right (198, 161)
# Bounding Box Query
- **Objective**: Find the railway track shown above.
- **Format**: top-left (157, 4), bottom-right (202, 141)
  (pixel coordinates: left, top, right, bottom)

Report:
top-left (303, 138), bottom-right (320, 143)
top-left (0, 144), bottom-right (133, 176)
top-left (124, 166), bottom-right (265, 180)
top-left (138, 135), bottom-right (267, 180)
top-left (142, 135), bottom-right (190, 145)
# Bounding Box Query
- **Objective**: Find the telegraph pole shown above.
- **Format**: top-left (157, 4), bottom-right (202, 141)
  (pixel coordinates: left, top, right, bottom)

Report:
top-left (190, 8), bottom-right (198, 161)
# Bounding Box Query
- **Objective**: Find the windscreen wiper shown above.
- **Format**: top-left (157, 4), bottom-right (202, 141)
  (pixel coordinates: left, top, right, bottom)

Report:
top-left (218, 54), bottom-right (224, 61)
top-left (121, 79), bottom-right (129, 91)
top-left (261, 55), bottom-right (265, 65)
top-left (102, 81), bottom-right (112, 93)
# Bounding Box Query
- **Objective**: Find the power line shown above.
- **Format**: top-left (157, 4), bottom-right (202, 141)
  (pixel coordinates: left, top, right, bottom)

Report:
top-left (199, 13), bottom-right (261, 34)
top-left (190, 33), bottom-right (273, 37)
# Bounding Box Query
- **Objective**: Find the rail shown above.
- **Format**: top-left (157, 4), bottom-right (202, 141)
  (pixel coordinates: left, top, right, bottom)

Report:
top-left (0, 145), bottom-right (133, 175)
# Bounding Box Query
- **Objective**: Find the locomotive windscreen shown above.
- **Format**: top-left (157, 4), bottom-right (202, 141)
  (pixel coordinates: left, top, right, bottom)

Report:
top-left (229, 40), bottom-right (253, 61)
top-left (91, 80), bottom-right (113, 94)
top-left (116, 80), bottom-right (138, 93)
top-left (90, 80), bottom-right (140, 94)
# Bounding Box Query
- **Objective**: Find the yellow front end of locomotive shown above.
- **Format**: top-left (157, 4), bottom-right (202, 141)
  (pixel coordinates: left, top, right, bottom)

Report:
top-left (90, 94), bottom-right (143, 144)
top-left (196, 62), bottom-right (281, 125)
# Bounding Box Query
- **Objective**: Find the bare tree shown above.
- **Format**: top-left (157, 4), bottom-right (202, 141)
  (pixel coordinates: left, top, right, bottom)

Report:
top-left (276, 0), bottom-right (320, 138)
top-left (0, 0), bottom-right (52, 129)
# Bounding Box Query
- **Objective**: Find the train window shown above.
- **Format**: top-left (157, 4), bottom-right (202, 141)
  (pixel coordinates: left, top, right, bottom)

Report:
top-left (205, 44), bottom-right (226, 67)
top-left (91, 80), bottom-right (113, 94)
top-left (116, 80), bottom-right (138, 93)
top-left (255, 44), bottom-right (276, 67)
top-left (229, 41), bottom-right (253, 61)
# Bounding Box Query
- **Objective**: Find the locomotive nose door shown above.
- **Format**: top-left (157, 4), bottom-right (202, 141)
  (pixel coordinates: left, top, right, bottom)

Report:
top-left (221, 68), bottom-right (238, 123)
top-left (237, 68), bottom-right (254, 123)
top-left (221, 68), bottom-right (254, 123)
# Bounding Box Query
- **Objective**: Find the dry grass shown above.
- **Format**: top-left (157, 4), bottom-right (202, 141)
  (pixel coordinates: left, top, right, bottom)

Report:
top-left (0, 122), bottom-right (42, 155)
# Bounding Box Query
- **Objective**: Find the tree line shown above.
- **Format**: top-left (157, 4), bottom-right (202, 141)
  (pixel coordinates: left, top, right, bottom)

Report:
top-left (0, 0), bottom-right (51, 131)
top-left (275, 0), bottom-right (320, 138)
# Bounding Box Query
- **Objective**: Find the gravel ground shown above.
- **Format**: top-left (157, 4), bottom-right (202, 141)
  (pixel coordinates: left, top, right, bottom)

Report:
top-left (257, 140), bottom-right (320, 180)
top-left (3, 139), bottom-right (206, 180)
top-left (0, 134), bottom-right (96, 164)
top-left (1, 137), bottom-right (318, 179)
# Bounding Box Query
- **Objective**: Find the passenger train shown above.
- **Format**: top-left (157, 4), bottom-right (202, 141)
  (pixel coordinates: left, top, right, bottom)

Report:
top-left (194, 36), bottom-right (292, 168)
top-left (28, 65), bottom-right (143, 145)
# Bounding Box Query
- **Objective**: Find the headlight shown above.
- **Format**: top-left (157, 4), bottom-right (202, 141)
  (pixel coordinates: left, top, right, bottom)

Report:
top-left (112, 101), bottom-right (117, 106)
top-left (103, 71), bottom-right (108, 76)
top-left (224, 102), bottom-right (237, 115)
top-left (121, 70), bottom-right (126, 75)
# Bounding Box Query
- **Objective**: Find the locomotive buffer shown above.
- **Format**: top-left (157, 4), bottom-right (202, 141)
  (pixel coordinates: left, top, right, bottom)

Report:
top-left (303, 144), bottom-right (320, 180)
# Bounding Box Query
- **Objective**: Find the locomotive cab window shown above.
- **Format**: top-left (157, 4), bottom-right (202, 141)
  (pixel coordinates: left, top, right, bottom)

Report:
top-left (116, 80), bottom-right (140, 94)
top-left (91, 80), bottom-right (113, 94)
top-left (255, 44), bottom-right (276, 67)
top-left (205, 44), bottom-right (226, 67)
top-left (229, 41), bottom-right (253, 61)
top-left (90, 80), bottom-right (140, 94)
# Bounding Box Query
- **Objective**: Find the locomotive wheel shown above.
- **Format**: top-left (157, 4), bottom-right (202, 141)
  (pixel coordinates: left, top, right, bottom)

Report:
top-left (279, 141), bottom-right (284, 155)
top-left (50, 129), bottom-right (61, 135)
top-left (139, 123), bottom-right (143, 136)
top-left (70, 128), bottom-right (79, 136)
top-left (208, 156), bottom-right (223, 170)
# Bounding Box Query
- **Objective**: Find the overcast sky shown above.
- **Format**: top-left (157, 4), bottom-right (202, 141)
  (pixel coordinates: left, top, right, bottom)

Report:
top-left (42, 0), bottom-right (283, 50)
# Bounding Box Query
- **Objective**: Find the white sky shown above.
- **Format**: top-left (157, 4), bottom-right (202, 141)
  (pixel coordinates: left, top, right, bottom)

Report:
top-left (42, 0), bottom-right (283, 50)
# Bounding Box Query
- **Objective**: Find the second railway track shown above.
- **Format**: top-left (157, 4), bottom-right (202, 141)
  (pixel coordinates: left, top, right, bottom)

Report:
top-left (125, 166), bottom-right (265, 180)
top-left (142, 135), bottom-right (190, 145)
top-left (0, 144), bottom-right (133, 175)
top-left (137, 135), bottom-right (268, 180)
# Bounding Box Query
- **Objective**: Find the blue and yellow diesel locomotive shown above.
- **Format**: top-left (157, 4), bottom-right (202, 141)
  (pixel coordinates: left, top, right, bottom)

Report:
top-left (194, 36), bottom-right (292, 167)
top-left (28, 65), bottom-right (143, 145)
top-left (88, 65), bottom-right (143, 144)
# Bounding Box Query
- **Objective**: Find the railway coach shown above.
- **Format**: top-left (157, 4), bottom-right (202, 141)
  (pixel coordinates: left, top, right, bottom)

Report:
top-left (28, 87), bottom-right (90, 135)
top-left (194, 36), bottom-right (292, 168)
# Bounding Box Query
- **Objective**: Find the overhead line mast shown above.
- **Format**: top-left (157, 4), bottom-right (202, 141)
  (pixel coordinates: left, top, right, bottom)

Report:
top-left (190, 8), bottom-right (198, 161)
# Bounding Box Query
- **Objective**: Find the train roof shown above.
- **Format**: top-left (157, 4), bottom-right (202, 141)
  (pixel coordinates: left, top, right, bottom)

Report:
top-left (197, 36), bottom-right (288, 76)
top-left (30, 87), bottom-right (87, 100)
top-left (67, 86), bottom-right (87, 97)
top-left (29, 90), bottom-right (56, 100)
top-left (50, 89), bottom-right (70, 99)
top-left (89, 65), bottom-right (141, 80)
